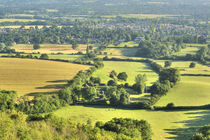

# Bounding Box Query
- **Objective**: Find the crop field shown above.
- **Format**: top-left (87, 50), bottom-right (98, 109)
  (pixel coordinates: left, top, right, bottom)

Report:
top-left (53, 105), bottom-right (210, 140)
top-left (7, 14), bottom-right (35, 17)
top-left (0, 58), bottom-right (90, 96)
top-left (93, 61), bottom-right (158, 86)
top-left (0, 19), bottom-right (42, 22)
top-left (156, 76), bottom-right (210, 106)
top-left (11, 44), bottom-right (90, 54)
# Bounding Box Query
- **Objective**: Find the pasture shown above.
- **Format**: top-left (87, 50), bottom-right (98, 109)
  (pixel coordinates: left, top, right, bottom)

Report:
top-left (92, 61), bottom-right (158, 86)
top-left (11, 44), bottom-right (90, 54)
top-left (155, 60), bottom-right (210, 75)
top-left (101, 47), bottom-right (138, 57)
top-left (53, 105), bottom-right (210, 140)
top-left (0, 58), bottom-right (89, 96)
top-left (155, 76), bottom-right (210, 106)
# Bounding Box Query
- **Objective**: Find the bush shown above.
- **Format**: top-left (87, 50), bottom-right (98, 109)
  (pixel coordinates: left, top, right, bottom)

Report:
top-left (117, 72), bottom-right (128, 81)
top-left (33, 44), bottom-right (40, 50)
top-left (189, 62), bottom-right (196, 68)
top-left (166, 102), bottom-right (175, 108)
top-left (107, 80), bottom-right (117, 86)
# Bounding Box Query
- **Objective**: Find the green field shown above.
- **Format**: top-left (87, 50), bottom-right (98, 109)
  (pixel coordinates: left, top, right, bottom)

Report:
top-left (0, 58), bottom-right (89, 96)
top-left (155, 60), bottom-right (210, 75)
top-left (102, 47), bottom-right (138, 57)
top-left (93, 61), bottom-right (158, 86)
top-left (11, 44), bottom-right (91, 54)
top-left (53, 105), bottom-right (210, 140)
top-left (173, 47), bottom-right (199, 56)
top-left (108, 41), bottom-right (138, 47)
top-left (156, 76), bottom-right (210, 106)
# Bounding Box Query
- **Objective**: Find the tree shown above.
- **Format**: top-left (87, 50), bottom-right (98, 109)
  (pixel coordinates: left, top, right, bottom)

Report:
top-left (72, 42), bottom-right (78, 50)
top-left (189, 62), bottom-right (196, 68)
top-left (0, 90), bottom-right (17, 111)
top-left (159, 68), bottom-right (180, 84)
top-left (164, 61), bottom-right (172, 67)
top-left (107, 80), bottom-right (117, 86)
top-left (133, 74), bottom-right (147, 94)
top-left (33, 44), bottom-right (40, 50)
top-left (110, 70), bottom-right (117, 79)
top-left (117, 72), bottom-right (128, 81)
top-left (81, 87), bottom-right (97, 101)
top-left (40, 54), bottom-right (49, 59)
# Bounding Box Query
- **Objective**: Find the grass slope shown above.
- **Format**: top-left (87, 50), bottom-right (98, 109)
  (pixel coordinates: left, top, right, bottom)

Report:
top-left (92, 61), bottom-right (158, 86)
top-left (53, 105), bottom-right (210, 140)
top-left (155, 76), bottom-right (210, 106)
top-left (0, 58), bottom-right (89, 96)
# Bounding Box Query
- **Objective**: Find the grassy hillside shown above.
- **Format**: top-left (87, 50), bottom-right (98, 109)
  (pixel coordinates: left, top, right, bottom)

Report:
top-left (92, 61), bottom-right (158, 86)
top-left (0, 58), bottom-right (90, 96)
top-left (155, 76), bottom-right (210, 106)
top-left (53, 105), bottom-right (210, 140)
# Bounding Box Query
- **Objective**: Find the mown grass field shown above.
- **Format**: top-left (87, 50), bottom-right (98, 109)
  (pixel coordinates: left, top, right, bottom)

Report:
top-left (0, 25), bottom-right (51, 29)
top-left (0, 58), bottom-right (89, 96)
top-left (11, 44), bottom-right (90, 54)
top-left (156, 76), bottom-right (210, 106)
top-left (93, 61), bottom-right (158, 86)
top-left (53, 105), bottom-right (210, 140)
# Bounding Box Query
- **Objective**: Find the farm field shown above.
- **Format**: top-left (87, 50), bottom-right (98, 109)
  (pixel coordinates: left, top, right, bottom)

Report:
top-left (11, 44), bottom-right (90, 54)
top-left (0, 19), bottom-right (42, 22)
top-left (53, 105), bottom-right (210, 140)
top-left (156, 76), bottom-right (210, 106)
top-left (0, 58), bottom-right (90, 96)
top-left (93, 61), bottom-right (158, 86)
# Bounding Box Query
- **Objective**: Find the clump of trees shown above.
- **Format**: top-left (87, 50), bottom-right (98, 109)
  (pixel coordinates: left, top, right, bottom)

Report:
top-left (97, 118), bottom-right (152, 140)
top-left (191, 125), bottom-right (210, 140)
top-left (33, 44), bottom-right (40, 50)
top-left (164, 61), bottom-right (172, 67)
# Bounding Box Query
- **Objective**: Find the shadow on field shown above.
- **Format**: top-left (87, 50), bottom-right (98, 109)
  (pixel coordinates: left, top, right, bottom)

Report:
top-left (36, 84), bottom-right (67, 89)
top-left (27, 90), bottom-right (59, 96)
top-left (26, 80), bottom-right (68, 96)
top-left (120, 48), bottom-right (138, 57)
top-left (164, 110), bottom-right (210, 140)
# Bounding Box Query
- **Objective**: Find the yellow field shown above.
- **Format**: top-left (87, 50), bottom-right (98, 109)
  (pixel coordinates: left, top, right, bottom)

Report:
top-left (7, 14), bottom-right (34, 17)
top-left (0, 19), bottom-right (43, 22)
top-left (0, 58), bottom-right (90, 96)
top-left (11, 44), bottom-right (90, 54)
